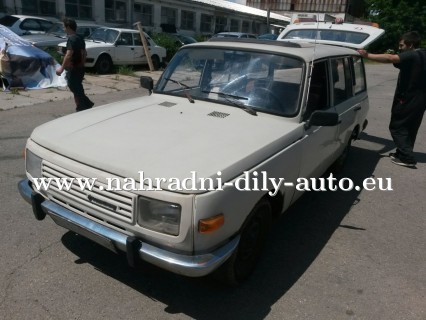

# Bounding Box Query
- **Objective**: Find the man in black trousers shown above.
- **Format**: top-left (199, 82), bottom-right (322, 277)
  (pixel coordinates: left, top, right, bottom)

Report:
top-left (358, 31), bottom-right (426, 168)
top-left (56, 17), bottom-right (94, 112)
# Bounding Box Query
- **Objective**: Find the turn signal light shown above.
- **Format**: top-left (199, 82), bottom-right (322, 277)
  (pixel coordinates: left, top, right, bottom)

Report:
top-left (198, 214), bottom-right (224, 234)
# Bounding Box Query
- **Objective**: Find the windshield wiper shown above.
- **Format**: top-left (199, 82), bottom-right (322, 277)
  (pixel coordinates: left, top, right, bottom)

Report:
top-left (202, 90), bottom-right (257, 116)
top-left (165, 78), bottom-right (194, 103)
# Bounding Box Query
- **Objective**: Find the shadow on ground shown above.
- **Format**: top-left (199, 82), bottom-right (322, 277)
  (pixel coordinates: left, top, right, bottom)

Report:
top-left (61, 135), bottom-right (414, 319)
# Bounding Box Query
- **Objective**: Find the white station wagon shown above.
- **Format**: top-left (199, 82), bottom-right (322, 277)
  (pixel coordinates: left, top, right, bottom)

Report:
top-left (58, 27), bottom-right (166, 73)
top-left (19, 25), bottom-right (383, 285)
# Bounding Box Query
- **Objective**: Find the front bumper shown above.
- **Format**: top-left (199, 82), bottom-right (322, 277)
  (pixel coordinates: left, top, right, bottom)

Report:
top-left (18, 178), bottom-right (238, 277)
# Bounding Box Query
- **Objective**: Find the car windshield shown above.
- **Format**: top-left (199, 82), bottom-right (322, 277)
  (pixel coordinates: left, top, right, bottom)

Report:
top-left (156, 47), bottom-right (304, 117)
top-left (87, 28), bottom-right (119, 43)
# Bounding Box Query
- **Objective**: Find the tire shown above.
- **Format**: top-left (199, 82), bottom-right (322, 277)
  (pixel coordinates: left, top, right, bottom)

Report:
top-left (330, 136), bottom-right (353, 174)
top-left (95, 54), bottom-right (113, 74)
top-left (215, 198), bottom-right (272, 286)
top-left (151, 55), bottom-right (160, 70)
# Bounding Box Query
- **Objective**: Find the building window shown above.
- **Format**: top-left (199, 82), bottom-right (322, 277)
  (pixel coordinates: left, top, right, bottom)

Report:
top-left (134, 3), bottom-right (153, 26)
top-left (105, 0), bottom-right (126, 22)
top-left (200, 14), bottom-right (213, 33)
top-left (230, 19), bottom-right (239, 32)
top-left (66, 0), bottom-right (93, 20)
top-left (22, 0), bottom-right (56, 16)
top-left (242, 20), bottom-right (250, 33)
top-left (181, 10), bottom-right (195, 30)
top-left (161, 6), bottom-right (177, 26)
top-left (215, 16), bottom-right (227, 33)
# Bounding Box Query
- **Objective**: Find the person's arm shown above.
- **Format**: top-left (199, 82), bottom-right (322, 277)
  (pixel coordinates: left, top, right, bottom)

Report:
top-left (357, 49), bottom-right (401, 64)
top-left (56, 48), bottom-right (74, 75)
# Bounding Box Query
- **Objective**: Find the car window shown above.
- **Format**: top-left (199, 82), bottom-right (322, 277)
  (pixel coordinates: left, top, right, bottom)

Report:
top-left (157, 48), bottom-right (304, 117)
top-left (39, 20), bottom-right (53, 31)
top-left (0, 15), bottom-right (19, 27)
top-left (20, 19), bottom-right (42, 31)
top-left (305, 60), bottom-right (329, 120)
top-left (352, 56), bottom-right (366, 95)
top-left (284, 29), bottom-right (369, 45)
top-left (117, 32), bottom-right (133, 45)
top-left (134, 33), bottom-right (142, 46)
top-left (332, 58), bottom-right (352, 105)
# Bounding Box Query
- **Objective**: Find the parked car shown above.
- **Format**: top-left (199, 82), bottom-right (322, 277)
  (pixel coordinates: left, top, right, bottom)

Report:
top-left (257, 33), bottom-right (278, 40)
top-left (22, 21), bottom-right (101, 49)
top-left (19, 27), bottom-right (383, 285)
top-left (168, 33), bottom-right (197, 46)
top-left (0, 15), bottom-right (55, 35)
top-left (212, 31), bottom-right (257, 39)
top-left (277, 21), bottom-right (385, 49)
top-left (58, 27), bottom-right (166, 73)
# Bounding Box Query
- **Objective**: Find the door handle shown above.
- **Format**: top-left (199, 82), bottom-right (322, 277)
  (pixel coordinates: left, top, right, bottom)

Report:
top-left (354, 105), bottom-right (362, 111)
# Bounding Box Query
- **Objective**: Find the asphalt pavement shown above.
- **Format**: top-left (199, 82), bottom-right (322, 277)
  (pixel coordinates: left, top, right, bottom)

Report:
top-left (0, 64), bottom-right (425, 320)
top-left (0, 70), bottom-right (162, 110)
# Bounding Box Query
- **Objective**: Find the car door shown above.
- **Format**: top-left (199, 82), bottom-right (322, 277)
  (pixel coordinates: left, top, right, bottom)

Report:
top-left (114, 32), bottom-right (135, 64)
top-left (132, 32), bottom-right (147, 64)
top-left (333, 56), bottom-right (369, 151)
top-left (298, 59), bottom-right (340, 180)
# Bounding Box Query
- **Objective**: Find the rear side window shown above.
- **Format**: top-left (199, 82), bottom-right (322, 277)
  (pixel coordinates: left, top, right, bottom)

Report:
top-left (20, 19), bottom-right (43, 31)
top-left (0, 15), bottom-right (19, 27)
top-left (351, 56), bottom-right (366, 94)
top-left (331, 57), bottom-right (353, 105)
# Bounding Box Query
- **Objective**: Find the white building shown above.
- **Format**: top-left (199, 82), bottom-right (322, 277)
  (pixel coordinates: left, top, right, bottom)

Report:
top-left (0, 0), bottom-right (290, 36)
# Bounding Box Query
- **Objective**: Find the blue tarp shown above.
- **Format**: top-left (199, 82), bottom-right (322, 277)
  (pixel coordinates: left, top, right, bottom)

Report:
top-left (0, 25), bottom-right (66, 90)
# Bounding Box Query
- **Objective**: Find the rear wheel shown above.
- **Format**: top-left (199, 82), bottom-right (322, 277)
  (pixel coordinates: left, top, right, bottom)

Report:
top-left (151, 55), bottom-right (160, 70)
top-left (215, 198), bottom-right (272, 286)
top-left (95, 54), bottom-right (113, 74)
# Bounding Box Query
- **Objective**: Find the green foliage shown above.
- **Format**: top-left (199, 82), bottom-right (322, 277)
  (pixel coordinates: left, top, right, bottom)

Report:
top-left (151, 33), bottom-right (181, 62)
top-left (365, 0), bottom-right (426, 53)
top-left (44, 47), bottom-right (63, 64)
top-left (117, 65), bottom-right (135, 76)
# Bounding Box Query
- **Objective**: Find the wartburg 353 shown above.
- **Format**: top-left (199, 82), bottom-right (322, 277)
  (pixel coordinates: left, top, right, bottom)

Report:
top-left (18, 24), bottom-right (383, 285)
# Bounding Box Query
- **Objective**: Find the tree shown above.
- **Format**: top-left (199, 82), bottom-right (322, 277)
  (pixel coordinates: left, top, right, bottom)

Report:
top-left (365, 0), bottom-right (426, 52)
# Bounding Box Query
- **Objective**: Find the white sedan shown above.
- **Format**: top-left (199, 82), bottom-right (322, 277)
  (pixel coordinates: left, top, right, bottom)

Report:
top-left (58, 27), bottom-right (167, 73)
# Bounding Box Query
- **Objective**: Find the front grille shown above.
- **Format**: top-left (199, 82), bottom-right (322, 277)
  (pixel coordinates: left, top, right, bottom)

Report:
top-left (41, 161), bottom-right (135, 224)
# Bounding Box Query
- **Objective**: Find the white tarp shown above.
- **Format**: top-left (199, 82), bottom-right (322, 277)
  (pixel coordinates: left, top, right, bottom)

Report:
top-left (0, 25), bottom-right (66, 90)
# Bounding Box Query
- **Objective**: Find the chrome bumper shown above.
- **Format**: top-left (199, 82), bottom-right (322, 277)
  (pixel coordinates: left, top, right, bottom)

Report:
top-left (18, 179), bottom-right (239, 277)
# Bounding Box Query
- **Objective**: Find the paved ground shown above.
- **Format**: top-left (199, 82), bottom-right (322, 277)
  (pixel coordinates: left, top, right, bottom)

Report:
top-left (0, 70), bottom-right (162, 110)
top-left (0, 64), bottom-right (425, 320)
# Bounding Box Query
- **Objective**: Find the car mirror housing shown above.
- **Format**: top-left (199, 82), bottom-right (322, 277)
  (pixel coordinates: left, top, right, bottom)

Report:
top-left (140, 76), bottom-right (153, 95)
top-left (305, 110), bottom-right (339, 129)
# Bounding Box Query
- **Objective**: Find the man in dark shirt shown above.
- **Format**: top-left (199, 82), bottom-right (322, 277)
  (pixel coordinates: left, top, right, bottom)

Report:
top-left (358, 31), bottom-right (426, 167)
top-left (56, 18), bottom-right (94, 112)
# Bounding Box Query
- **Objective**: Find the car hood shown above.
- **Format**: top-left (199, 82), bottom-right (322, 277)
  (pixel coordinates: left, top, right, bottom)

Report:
top-left (31, 95), bottom-right (303, 192)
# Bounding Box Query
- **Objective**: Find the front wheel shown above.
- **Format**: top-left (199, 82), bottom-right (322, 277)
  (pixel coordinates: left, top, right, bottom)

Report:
top-left (215, 198), bottom-right (272, 286)
top-left (151, 55), bottom-right (160, 70)
top-left (95, 54), bottom-right (113, 74)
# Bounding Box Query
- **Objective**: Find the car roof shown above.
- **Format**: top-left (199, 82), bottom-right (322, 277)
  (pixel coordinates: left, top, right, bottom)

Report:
top-left (96, 27), bottom-right (140, 33)
top-left (7, 14), bottom-right (54, 21)
top-left (196, 37), bottom-right (359, 63)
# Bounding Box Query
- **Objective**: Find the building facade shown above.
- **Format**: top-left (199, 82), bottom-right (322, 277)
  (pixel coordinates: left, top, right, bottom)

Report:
top-left (0, 0), bottom-right (290, 36)
top-left (246, 0), bottom-right (365, 20)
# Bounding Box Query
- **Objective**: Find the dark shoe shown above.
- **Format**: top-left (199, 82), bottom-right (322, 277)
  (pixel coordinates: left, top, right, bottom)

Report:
top-left (389, 152), bottom-right (397, 160)
top-left (391, 156), bottom-right (416, 168)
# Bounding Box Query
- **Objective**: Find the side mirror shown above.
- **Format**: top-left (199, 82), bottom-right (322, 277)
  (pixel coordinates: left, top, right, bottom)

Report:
top-left (140, 76), bottom-right (153, 95)
top-left (305, 110), bottom-right (339, 129)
